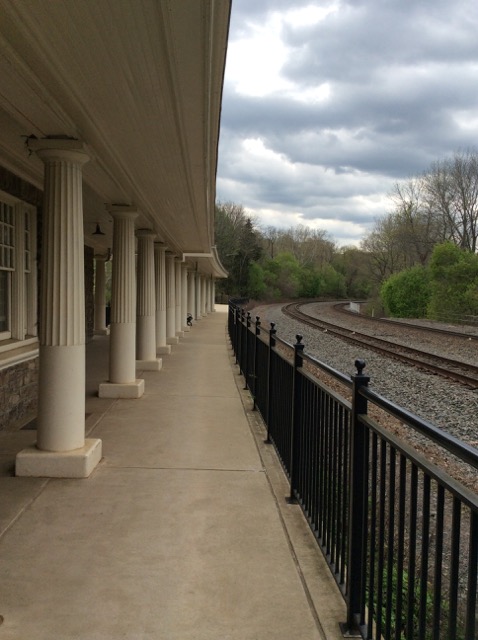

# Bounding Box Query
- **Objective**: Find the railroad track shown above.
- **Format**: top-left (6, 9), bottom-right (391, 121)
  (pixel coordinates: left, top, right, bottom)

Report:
top-left (333, 302), bottom-right (478, 340)
top-left (283, 302), bottom-right (478, 389)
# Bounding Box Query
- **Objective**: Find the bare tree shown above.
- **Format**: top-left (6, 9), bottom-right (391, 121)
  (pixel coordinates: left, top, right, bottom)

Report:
top-left (269, 224), bottom-right (336, 268)
top-left (361, 216), bottom-right (406, 283)
top-left (390, 178), bottom-right (441, 265)
top-left (362, 151), bottom-right (478, 286)
top-left (423, 150), bottom-right (478, 252)
top-left (261, 225), bottom-right (280, 258)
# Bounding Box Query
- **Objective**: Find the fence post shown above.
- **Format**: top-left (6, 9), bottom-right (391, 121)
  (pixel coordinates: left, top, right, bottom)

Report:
top-left (235, 306), bottom-right (242, 366)
top-left (233, 306), bottom-right (240, 363)
top-left (244, 312), bottom-right (251, 390)
top-left (252, 316), bottom-right (261, 410)
top-left (342, 358), bottom-right (370, 636)
top-left (265, 322), bottom-right (277, 444)
top-left (230, 305), bottom-right (237, 354)
top-left (288, 335), bottom-right (304, 504)
top-left (239, 308), bottom-right (246, 373)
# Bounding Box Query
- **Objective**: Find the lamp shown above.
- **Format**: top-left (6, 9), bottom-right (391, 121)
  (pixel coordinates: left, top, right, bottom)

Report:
top-left (93, 223), bottom-right (105, 236)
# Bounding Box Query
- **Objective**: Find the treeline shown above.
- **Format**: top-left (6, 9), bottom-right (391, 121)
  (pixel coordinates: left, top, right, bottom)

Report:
top-left (215, 202), bottom-right (365, 301)
top-left (215, 150), bottom-right (478, 322)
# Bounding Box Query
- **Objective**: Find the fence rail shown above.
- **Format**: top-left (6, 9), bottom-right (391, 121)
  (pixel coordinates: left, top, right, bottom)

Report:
top-left (228, 303), bottom-right (478, 640)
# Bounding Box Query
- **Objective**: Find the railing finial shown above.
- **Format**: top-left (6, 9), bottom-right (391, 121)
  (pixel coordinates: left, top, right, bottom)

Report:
top-left (355, 358), bottom-right (366, 375)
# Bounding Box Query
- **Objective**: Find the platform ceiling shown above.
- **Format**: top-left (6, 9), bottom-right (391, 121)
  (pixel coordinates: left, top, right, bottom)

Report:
top-left (0, 0), bottom-right (230, 276)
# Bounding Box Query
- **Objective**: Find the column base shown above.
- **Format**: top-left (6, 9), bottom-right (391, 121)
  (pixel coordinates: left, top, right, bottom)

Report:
top-left (182, 326), bottom-right (191, 332)
top-left (176, 331), bottom-right (184, 338)
top-left (16, 438), bottom-right (102, 478)
top-left (98, 379), bottom-right (145, 398)
top-left (167, 336), bottom-right (179, 345)
top-left (94, 328), bottom-right (110, 336)
top-left (157, 345), bottom-right (171, 355)
top-left (136, 358), bottom-right (162, 371)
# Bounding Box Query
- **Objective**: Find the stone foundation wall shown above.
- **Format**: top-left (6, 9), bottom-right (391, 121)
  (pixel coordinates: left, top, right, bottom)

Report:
top-left (0, 358), bottom-right (39, 431)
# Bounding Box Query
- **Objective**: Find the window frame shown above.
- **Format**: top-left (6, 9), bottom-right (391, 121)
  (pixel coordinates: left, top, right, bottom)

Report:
top-left (0, 189), bottom-right (38, 353)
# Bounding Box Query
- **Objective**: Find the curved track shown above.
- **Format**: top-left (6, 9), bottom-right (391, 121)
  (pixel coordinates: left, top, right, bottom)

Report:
top-left (333, 302), bottom-right (478, 340)
top-left (283, 302), bottom-right (478, 389)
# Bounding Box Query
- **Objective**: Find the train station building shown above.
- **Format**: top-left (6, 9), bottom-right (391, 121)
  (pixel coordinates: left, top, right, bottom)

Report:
top-left (0, 1), bottom-right (348, 638)
top-left (0, 1), bottom-right (229, 477)
top-left (2, 3), bottom-right (474, 638)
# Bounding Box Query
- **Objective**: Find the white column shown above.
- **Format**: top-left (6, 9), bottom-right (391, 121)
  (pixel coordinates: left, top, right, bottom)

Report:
top-left (166, 252), bottom-right (178, 344)
top-left (99, 206), bottom-right (144, 398)
top-left (195, 271), bottom-right (202, 320)
top-left (136, 229), bottom-right (161, 370)
top-left (201, 276), bottom-right (207, 316)
top-left (188, 270), bottom-right (196, 327)
top-left (181, 264), bottom-right (189, 331)
top-left (175, 259), bottom-right (183, 337)
top-left (16, 140), bottom-right (101, 478)
top-left (211, 277), bottom-right (216, 312)
top-left (154, 243), bottom-right (171, 354)
top-left (205, 278), bottom-right (211, 313)
top-left (94, 254), bottom-right (109, 335)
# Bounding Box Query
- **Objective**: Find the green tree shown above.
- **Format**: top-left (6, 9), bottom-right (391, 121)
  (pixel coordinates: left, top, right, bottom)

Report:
top-left (427, 242), bottom-right (478, 321)
top-left (318, 264), bottom-right (347, 297)
top-left (214, 201), bottom-right (263, 297)
top-left (332, 246), bottom-right (373, 298)
top-left (298, 267), bottom-right (322, 298)
top-left (263, 252), bottom-right (301, 299)
top-left (381, 265), bottom-right (430, 318)
top-left (248, 262), bottom-right (267, 299)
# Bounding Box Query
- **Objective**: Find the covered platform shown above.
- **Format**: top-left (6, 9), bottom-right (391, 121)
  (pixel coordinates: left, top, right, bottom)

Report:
top-left (0, 306), bottom-right (345, 640)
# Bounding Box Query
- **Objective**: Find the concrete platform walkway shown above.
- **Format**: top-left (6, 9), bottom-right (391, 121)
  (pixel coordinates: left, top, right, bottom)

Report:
top-left (0, 305), bottom-right (345, 639)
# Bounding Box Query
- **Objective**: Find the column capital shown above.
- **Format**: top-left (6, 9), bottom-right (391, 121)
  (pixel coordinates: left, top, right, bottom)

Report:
top-left (94, 253), bottom-right (109, 262)
top-left (154, 242), bottom-right (168, 256)
top-left (106, 204), bottom-right (138, 221)
top-left (136, 228), bottom-right (156, 240)
top-left (29, 138), bottom-right (89, 165)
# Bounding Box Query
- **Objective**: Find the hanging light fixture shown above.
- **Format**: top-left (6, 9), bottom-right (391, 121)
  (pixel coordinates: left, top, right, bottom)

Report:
top-left (93, 223), bottom-right (105, 235)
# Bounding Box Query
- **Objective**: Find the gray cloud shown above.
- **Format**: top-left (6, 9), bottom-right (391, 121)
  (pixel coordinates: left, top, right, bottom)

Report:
top-left (217, 0), bottom-right (478, 245)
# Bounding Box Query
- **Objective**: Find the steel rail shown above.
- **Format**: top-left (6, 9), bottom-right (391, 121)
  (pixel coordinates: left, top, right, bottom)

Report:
top-left (333, 302), bottom-right (478, 340)
top-left (283, 302), bottom-right (478, 389)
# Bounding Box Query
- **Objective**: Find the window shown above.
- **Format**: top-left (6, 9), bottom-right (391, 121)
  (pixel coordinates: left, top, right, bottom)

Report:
top-left (0, 200), bottom-right (14, 339)
top-left (0, 191), bottom-right (37, 345)
top-left (0, 269), bottom-right (9, 334)
top-left (0, 201), bottom-right (14, 271)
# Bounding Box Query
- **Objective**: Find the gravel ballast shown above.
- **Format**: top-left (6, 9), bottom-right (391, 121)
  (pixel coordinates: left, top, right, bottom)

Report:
top-left (247, 302), bottom-right (478, 490)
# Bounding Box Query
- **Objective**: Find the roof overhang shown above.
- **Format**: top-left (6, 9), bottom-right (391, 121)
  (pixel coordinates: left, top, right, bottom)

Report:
top-left (0, 0), bottom-right (231, 276)
top-left (182, 246), bottom-right (228, 279)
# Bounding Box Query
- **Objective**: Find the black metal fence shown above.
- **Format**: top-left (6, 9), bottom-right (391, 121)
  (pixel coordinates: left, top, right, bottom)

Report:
top-left (228, 303), bottom-right (478, 640)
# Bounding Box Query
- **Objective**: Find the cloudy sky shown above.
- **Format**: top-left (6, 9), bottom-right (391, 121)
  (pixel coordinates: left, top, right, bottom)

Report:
top-left (216, 0), bottom-right (478, 246)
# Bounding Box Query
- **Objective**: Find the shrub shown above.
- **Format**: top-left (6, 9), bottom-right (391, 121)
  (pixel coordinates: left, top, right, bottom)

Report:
top-left (381, 265), bottom-right (430, 318)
